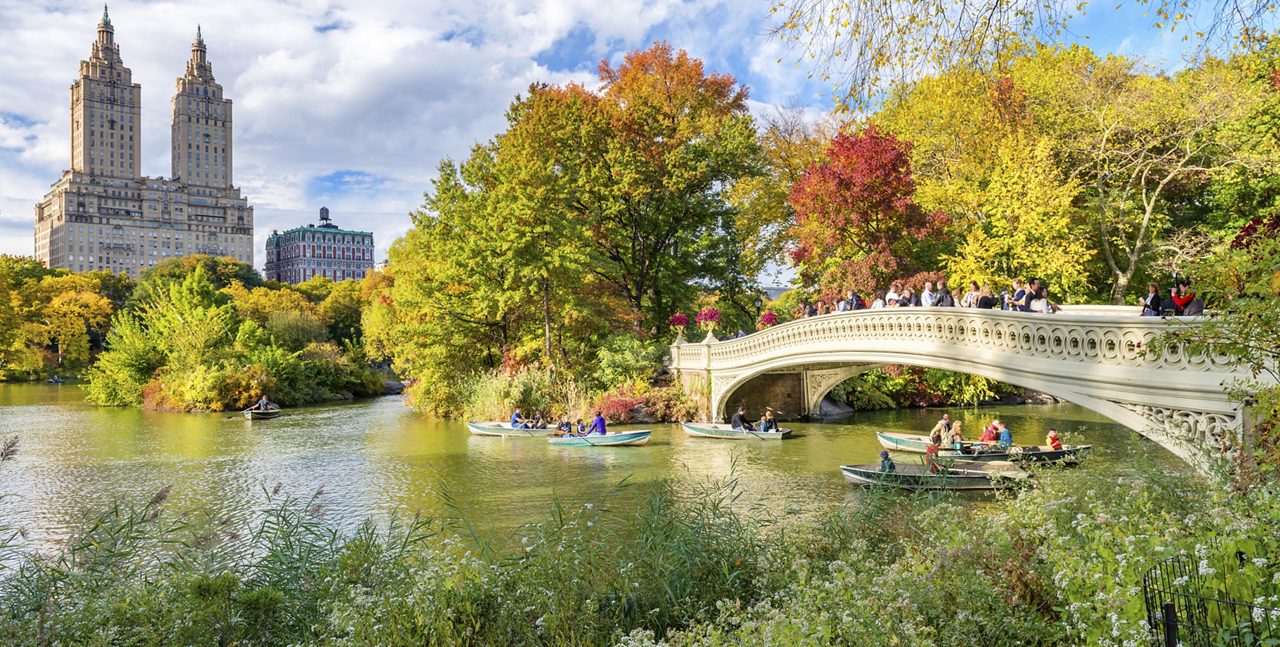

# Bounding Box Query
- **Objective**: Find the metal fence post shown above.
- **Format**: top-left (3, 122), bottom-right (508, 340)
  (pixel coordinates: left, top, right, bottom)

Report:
top-left (1161, 602), bottom-right (1178, 647)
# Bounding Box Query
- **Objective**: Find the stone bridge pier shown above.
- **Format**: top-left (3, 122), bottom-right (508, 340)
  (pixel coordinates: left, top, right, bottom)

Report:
top-left (670, 306), bottom-right (1271, 473)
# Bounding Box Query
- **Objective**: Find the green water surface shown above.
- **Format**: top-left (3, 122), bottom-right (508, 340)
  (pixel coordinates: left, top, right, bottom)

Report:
top-left (0, 383), bottom-right (1195, 550)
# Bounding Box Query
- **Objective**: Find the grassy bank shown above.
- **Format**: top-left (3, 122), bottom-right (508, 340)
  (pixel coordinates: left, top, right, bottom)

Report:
top-left (1, 453), bottom-right (1276, 646)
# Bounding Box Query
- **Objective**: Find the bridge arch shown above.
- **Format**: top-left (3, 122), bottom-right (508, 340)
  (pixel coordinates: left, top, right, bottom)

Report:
top-left (671, 306), bottom-right (1259, 472)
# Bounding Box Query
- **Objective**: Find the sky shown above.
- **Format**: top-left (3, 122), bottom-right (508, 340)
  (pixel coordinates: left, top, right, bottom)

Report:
top-left (0, 0), bottom-right (1229, 268)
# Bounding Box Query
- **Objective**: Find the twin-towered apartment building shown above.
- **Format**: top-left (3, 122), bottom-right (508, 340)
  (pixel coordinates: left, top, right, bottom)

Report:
top-left (33, 8), bottom-right (373, 284)
top-left (34, 8), bottom-right (254, 277)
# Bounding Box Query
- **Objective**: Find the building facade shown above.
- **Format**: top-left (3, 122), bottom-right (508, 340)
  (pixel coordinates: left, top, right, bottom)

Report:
top-left (263, 208), bottom-right (375, 284)
top-left (34, 9), bottom-right (254, 277)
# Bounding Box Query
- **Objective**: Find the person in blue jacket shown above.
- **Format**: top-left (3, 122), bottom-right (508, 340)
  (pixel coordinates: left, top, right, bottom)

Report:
top-left (587, 410), bottom-right (607, 435)
top-left (510, 408), bottom-right (529, 429)
top-left (879, 450), bottom-right (897, 473)
top-left (997, 421), bottom-right (1014, 450)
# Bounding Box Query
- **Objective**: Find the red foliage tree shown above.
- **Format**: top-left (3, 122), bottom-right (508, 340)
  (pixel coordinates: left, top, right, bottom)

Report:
top-left (787, 127), bottom-right (949, 295)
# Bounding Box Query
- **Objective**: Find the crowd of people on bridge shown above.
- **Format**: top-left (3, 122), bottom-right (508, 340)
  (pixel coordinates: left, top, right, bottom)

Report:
top-left (787, 274), bottom-right (1205, 322)
top-left (793, 276), bottom-right (1062, 320)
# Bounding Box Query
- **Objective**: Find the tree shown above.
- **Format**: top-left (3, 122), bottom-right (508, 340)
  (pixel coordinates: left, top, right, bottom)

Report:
top-left (1055, 54), bottom-right (1262, 301)
top-left (768, 0), bottom-right (1279, 111)
top-left (367, 43), bottom-right (762, 414)
top-left (1149, 216), bottom-right (1280, 477)
top-left (36, 288), bottom-right (112, 367)
top-left (129, 255), bottom-right (261, 307)
top-left (726, 108), bottom-right (835, 283)
top-left (574, 43), bottom-right (760, 326)
top-left (319, 280), bottom-right (366, 345)
top-left (788, 127), bottom-right (949, 294)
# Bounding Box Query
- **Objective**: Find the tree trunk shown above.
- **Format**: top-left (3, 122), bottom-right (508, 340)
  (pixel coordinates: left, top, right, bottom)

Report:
top-left (541, 278), bottom-right (553, 363)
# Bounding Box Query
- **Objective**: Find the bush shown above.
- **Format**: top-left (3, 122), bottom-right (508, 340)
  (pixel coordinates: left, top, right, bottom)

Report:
top-left (592, 334), bottom-right (661, 390)
top-left (595, 385), bottom-right (647, 423)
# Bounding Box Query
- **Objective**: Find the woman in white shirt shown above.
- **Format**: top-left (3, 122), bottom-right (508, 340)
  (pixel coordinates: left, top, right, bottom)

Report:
top-left (1029, 286), bottom-right (1056, 314)
top-left (960, 281), bottom-right (981, 308)
top-left (870, 290), bottom-right (886, 309)
top-left (884, 281), bottom-right (901, 305)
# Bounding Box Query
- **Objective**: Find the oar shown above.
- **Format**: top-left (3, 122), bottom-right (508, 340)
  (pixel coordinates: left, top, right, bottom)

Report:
top-left (225, 408), bottom-right (251, 420)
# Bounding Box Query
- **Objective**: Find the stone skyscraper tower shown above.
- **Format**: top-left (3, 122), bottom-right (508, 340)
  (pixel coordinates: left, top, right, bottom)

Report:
top-left (70, 6), bottom-right (142, 179)
top-left (171, 26), bottom-right (234, 188)
top-left (35, 8), bottom-right (254, 277)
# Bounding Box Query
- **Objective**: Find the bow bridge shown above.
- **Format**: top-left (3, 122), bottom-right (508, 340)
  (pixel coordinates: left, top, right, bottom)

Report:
top-left (669, 306), bottom-right (1261, 470)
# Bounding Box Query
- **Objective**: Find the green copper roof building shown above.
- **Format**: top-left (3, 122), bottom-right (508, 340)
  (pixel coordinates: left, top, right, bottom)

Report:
top-left (264, 207), bottom-right (374, 284)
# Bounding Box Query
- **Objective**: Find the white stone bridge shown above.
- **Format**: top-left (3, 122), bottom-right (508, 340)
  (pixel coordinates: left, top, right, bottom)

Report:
top-left (669, 306), bottom-right (1261, 469)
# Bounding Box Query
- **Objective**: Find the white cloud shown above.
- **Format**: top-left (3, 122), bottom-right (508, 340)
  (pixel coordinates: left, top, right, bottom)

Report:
top-left (0, 0), bottom-right (830, 265)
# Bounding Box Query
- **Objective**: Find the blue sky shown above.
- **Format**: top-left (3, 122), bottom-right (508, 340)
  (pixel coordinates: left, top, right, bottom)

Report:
top-left (0, 0), bottom-right (1243, 266)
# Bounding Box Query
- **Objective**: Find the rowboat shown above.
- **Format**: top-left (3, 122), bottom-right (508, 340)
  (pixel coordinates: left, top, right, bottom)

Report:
top-left (547, 430), bottom-right (652, 447)
top-left (682, 422), bottom-right (792, 440)
top-left (244, 408), bottom-right (281, 420)
top-left (840, 461), bottom-right (1030, 491)
top-left (466, 421), bottom-right (557, 437)
top-left (876, 431), bottom-right (1091, 464)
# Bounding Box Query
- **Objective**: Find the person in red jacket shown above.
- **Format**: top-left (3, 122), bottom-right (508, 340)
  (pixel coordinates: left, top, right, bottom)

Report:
top-left (1046, 428), bottom-right (1063, 451)
top-left (1171, 280), bottom-right (1196, 314)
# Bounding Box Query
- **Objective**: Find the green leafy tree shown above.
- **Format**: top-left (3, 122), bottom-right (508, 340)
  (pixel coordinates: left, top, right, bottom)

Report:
top-left (129, 255), bottom-right (261, 308)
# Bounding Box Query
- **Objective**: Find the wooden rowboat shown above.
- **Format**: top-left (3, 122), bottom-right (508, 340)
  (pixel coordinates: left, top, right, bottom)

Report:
top-left (840, 461), bottom-right (1029, 491)
top-left (682, 422), bottom-right (792, 440)
top-left (244, 408), bottom-right (281, 420)
top-left (548, 430), bottom-right (651, 447)
top-left (876, 431), bottom-right (1091, 464)
top-left (466, 421), bottom-right (557, 437)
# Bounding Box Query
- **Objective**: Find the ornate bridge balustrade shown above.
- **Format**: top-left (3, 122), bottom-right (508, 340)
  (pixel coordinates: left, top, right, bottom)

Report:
top-left (670, 306), bottom-right (1265, 471)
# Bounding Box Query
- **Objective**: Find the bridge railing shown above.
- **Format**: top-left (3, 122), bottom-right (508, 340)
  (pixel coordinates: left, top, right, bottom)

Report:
top-left (671, 307), bottom-right (1228, 374)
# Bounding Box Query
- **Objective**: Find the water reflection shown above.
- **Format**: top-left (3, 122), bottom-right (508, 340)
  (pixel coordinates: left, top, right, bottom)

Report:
top-left (0, 383), bottom-right (1194, 552)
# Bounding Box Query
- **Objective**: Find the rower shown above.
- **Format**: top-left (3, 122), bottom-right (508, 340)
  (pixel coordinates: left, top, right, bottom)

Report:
top-left (730, 406), bottom-right (754, 431)
top-left (949, 420), bottom-right (966, 452)
top-left (510, 407), bottom-right (528, 429)
top-left (978, 421), bottom-right (998, 445)
top-left (587, 411), bottom-right (607, 436)
top-left (928, 413), bottom-right (952, 446)
top-left (255, 395), bottom-right (274, 412)
top-left (1046, 428), bottom-right (1063, 451)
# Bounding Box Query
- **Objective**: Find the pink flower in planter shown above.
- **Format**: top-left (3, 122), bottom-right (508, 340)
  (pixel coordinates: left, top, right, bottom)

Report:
top-left (758, 310), bottom-right (779, 329)
top-left (695, 307), bottom-right (720, 331)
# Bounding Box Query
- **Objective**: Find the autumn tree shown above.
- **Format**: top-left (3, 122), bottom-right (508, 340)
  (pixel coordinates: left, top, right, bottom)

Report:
top-left (726, 107), bottom-right (836, 284)
top-left (788, 127), bottom-right (949, 294)
top-left (576, 43), bottom-right (759, 326)
top-left (768, 0), bottom-right (1279, 111)
top-left (875, 61), bottom-right (1094, 297)
top-left (1036, 51), bottom-right (1263, 300)
top-left (367, 43), bottom-right (760, 413)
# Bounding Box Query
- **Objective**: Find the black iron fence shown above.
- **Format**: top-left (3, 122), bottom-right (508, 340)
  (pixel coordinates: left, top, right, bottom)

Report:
top-left (1143, 554), bottom-right (1279, 646)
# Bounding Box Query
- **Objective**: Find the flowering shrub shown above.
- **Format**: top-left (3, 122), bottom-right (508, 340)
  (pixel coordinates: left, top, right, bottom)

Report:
top-left (757, 310), bottom-right (779, 330)
top-left (594, 385), bottom-right (647, 423)
top-left (668, 312), bottom-right (689, 334)
top-left (694, 307), bottom-right (720, 332)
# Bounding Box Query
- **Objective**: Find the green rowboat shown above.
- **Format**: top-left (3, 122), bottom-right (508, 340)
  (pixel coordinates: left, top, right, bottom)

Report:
top-left (548, 430), bottom-right (651, 447)
top-left (876, 431), bottom-right (1091, 464)
top-left (682, 422), bottom-right (791, 440)
top-left (466, 421), bottom-right (556, 437)
top-left (840, 461), bottom-right (1029, 491)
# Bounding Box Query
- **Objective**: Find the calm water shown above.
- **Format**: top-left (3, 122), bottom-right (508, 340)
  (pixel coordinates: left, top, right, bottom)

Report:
top-left (0, 383), bottom-right (1195, 551)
